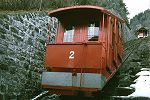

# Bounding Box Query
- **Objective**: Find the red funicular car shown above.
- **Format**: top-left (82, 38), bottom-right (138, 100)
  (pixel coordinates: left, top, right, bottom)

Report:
top-left (42, 6), bottom-right (124, 97)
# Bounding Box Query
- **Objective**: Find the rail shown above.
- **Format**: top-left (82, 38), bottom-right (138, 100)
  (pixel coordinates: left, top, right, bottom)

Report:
top-left (123, 38), bottom-right (143, 53)
top-left (110, 38), bottom-right (145, 99)
top-left (122, 38), bottom-right (143, 65)
top-left (31, 91), bottom-right (49, 100)
top-left (102, 38), bottom-right (143, 95)
top-left (31, 91), bottom-right (60, 100)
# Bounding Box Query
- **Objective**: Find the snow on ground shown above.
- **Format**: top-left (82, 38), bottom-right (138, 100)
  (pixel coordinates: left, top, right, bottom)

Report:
top-left (136, 71), bottom-right (150, 76)
top-left (128, 68), bottom-right (150, 98)
top-left (113, 68), bottom-right (150, 99)
top-left (141, 68), bottom-right (150, 71)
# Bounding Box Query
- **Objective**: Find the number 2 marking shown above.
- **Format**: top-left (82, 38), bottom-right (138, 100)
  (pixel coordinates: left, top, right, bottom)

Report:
top-left (69, 51), bottom-right (74, 59)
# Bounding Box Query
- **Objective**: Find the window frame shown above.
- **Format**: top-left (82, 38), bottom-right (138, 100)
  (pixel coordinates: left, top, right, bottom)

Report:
top-left (63, 25), bottom-right (75, 43)
top-left (87, 21), bottom-right (100, 42)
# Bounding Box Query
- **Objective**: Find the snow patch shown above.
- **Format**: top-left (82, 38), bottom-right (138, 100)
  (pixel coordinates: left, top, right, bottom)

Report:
top-left (136, 71), bottom-right (150, 76)
top-left (128, 69), bottom-right (150, 98)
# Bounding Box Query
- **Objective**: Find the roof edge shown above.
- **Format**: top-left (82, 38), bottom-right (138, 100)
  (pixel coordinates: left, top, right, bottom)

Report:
top-left (48, 5), bottom-right (124, 22)
top-left (48, 5), bottom-right (106, 16)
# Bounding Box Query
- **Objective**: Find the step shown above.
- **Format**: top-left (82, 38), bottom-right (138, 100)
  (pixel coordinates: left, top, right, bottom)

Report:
top-left (114, 87), bottom-right (134, 96)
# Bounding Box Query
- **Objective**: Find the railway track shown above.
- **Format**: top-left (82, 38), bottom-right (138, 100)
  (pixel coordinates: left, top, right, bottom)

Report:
top-left (123, 38), bottom-right (143, 63)
top-left (99, 38), bottom-right (145, 100)
top-left (31, 91), bottom-right (60, 100)
top-left (111, 37), bottom-right (150, 100)
top-left (123, 38), bottom-right (142, 54)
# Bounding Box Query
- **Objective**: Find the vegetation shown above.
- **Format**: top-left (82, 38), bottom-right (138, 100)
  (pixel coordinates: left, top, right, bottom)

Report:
top-left (0, 0), bottom-right (129, 23)
top-left (0, 0), bottom-right (54, 11)
top-left (130, 9), bottom-right (150, 32)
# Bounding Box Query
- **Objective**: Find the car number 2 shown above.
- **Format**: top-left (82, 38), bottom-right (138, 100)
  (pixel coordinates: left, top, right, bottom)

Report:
top-left (69, 51), bottom-right (74, 59)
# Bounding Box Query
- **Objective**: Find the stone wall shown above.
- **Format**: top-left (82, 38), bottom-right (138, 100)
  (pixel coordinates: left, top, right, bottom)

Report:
top-left (0, 12), bottom-right (57, 99)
